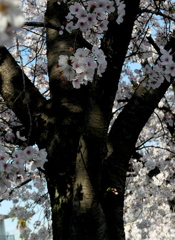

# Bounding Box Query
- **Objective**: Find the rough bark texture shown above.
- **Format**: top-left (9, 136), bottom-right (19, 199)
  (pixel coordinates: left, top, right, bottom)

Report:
top-left (0, 0), bottom-right (174, 240)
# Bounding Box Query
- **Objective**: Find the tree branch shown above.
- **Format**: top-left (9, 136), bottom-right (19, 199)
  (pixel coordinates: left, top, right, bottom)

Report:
top-left (147, 35), bottom-right (161, 55)
top-left (24, 21), bottom-right (61, 30)
top-left (0, 47), bottom-right (47, 144)
top-left (139, 7), bottom-right (175, 23)
top-left (24, 21), bottom-right (92, 50)
top-left (94, 0), bottom-right (140, 119)
top-left (0, 178), bottom-right (32, 203)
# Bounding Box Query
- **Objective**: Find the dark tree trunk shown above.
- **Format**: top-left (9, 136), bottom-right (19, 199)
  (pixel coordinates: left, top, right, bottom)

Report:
top-left (0, 0), bottom-right (175, 240)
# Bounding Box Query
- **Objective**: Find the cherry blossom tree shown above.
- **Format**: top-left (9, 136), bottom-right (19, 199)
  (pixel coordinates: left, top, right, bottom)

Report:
top-left (1, 0), bottom-right (175, 240)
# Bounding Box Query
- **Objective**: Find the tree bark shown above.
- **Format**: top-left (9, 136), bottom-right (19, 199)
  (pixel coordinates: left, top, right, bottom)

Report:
top-left (0, 0), bottom-right (175, 240)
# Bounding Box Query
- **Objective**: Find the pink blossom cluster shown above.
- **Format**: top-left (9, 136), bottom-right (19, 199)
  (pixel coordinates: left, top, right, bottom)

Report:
top-left (20, 226), bottom-right (50, 240)
top-left (58, 46), bottom-right (107, 88)
top-left (63, 0), bottom-right (125, 35)
top-left (0, 144), bottom-right (47, 193)
top-left (0, 0), bottom-right (24, 45)
top-left (1, 170), bottom-right (52, 239)
top-left (9, 205), bottom-right (35, 220)
top-left (124, 141), bottom-right (175, 239)
top-left (115, 0), bottom-right (126, 24)
top-left (7, 203), bottom-right (50, 240)
top-left (134, 49), bottom-right (175, 89)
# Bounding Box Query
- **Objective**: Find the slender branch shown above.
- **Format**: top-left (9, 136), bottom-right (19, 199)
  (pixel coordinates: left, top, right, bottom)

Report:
top-left (0, 178), bottom-right (32, 203)
top-left (139, 8), bottom-right (175, 22)
top-left (24, 21), bottom-right (60, 31)
top-left (136, 136), bottom-right (155, 149)
top-left (147, 35), bottom-right (161, 55)
top-left (24, 21), bottom-right (92, 50)
top-left (138, 145), bottom-right (175, 154)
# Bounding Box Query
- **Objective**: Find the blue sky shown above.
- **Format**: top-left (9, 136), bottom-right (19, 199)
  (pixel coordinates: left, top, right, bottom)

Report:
top-left (0, 200), bottom-right (45, 240)
top-left (0, 201), bottom-right (19, 239)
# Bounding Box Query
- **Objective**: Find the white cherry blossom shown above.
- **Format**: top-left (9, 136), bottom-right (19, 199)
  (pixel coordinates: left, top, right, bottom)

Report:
top-left (0, 0), bottom-right (24, 45)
